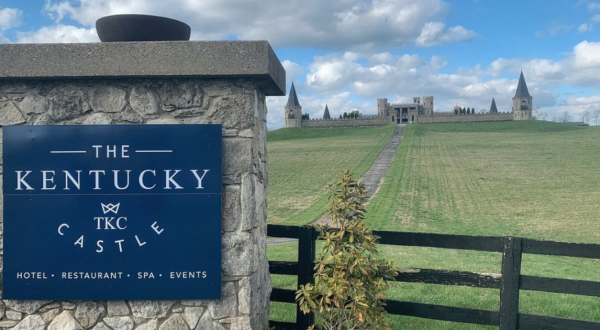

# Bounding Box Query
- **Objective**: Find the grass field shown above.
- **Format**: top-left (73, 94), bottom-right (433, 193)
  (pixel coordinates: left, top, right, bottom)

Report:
top-left (365, 121), bottom-right (600, 242)
top-left (267, 125), bottom-right (395, 225)
top-left (268, 121), bottom-right (600, 329)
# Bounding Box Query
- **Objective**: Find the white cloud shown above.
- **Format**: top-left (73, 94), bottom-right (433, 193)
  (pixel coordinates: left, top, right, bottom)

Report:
top-left (578, 14), bottom-right (600, 33)
top-left (488, 58), bottom-right (524, 76)
top-left (486, 41), bottom-right (600, 88)
top-left (0, 7), bottom-right (22, 30)
top-left (528, 59), bottom-right (565, 80)
top-left (16, 24), bottom-right (98, 43)
top-left (0, 33), bottom-right (10, 43)
top-left (573, 40), bottom-right (600, 68)
top-left (306, 52), bottom-right (363, 92)
top-left (41, 0), bottom-right (476, 50)
top-left (282, 60), bottom-right (304, 87)
top-left (430, 55), bottom-right (447, 70)
top-left (589, 2), bottom-right (600, 10)
top-left (369, 52), bottom-right (395, 65)
top-left (416, 22), bottom-right (476, 47)
top-left (564, 95), bottom-right (600, 106)
top-left (578, 23), bottom-right (591, 32)
top-left (549, 22), bottom-right (572, 36)
top-left (298, 52), bottom-right (553, 118)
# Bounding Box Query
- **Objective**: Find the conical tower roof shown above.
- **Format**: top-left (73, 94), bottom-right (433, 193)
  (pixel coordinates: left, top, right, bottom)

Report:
top-left (489, 98), bottom-right (498, 113)
top-left (286, 82), bottom-right (301, 107)
top-left (514, 71), bottom-right (531, 98)
top-left (323, 104), bottom-right (331, 119)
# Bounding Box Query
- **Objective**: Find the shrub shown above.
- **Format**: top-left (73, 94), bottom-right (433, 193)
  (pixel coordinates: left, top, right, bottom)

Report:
top-left (296, 170), bottom-right (399, 330)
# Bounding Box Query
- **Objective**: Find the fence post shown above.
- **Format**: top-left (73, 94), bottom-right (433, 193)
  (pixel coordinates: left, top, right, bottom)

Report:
top-left (296, 225), bottom-right (316, 329)
top-left (499, 237), bottom-right (523, 330)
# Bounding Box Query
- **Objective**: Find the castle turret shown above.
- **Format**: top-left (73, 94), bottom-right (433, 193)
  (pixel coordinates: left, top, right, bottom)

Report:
top-left (285, 82), bottom-right (303, 128)
top-left (323, 104), bottom-right (331, 119)
top-left (377, 98), bottom-right (388, 117)
top-left (489, 97), bottom-right (498, 113)
top-left (423, 96), bottom-right (434, 115)
top-left (512, 71), bottom-right (533, 120)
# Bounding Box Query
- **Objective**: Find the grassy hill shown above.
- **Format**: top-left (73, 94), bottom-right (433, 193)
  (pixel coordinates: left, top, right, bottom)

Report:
top-left (365, 121), bottom-right (600, 243)
top-left (361, 121), bottom-right (600, 328)
top-left (268, 121), bottom-right (600, 329)
top-left (266, 125), bottom-right (395, 225)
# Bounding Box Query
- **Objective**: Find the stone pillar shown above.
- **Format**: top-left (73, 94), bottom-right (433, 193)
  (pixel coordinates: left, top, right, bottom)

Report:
top-left (0, 41), bottom-right (284, 330)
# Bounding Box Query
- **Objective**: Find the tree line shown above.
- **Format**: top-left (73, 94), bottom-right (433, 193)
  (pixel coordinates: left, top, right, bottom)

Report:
top-left (453, 107), bottom-right (476, 115)
top-left (536, 107), bottom-right (600, 125)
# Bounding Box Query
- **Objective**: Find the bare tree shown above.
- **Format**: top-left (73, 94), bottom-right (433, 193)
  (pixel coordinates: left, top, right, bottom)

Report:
top-left (580, 110), bottom-right (591, 125)
top-left (533, 107), bottom-right (547, 121)
top-left (593, 107), bottom-right (600, 126)
top-left (559, 111), bottom-right (572, 123)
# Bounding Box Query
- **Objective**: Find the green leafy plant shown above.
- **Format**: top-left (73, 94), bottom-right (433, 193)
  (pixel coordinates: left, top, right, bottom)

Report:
top-left (296, 170), bottom-right (399, 330)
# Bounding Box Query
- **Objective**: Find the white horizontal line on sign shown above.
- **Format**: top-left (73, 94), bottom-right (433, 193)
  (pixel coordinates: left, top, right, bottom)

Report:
top-left (135, 150), bottom-right (173, 153)
top-left (50, 151), bottom-right (87, 154)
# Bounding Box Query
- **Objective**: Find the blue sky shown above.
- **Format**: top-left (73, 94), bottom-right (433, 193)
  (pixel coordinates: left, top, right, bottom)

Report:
top-left (1, 0), bottom-right (599, 128)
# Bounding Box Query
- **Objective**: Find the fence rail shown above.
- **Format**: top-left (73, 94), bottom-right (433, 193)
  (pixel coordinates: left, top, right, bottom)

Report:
top-left (267, 224), bottom-right (600, 330)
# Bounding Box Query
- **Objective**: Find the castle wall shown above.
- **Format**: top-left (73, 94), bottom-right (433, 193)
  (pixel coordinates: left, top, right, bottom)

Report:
top-left (418, 112), bottom-right (513, 124)
top-left (301, 116), bottom-right (390, 128)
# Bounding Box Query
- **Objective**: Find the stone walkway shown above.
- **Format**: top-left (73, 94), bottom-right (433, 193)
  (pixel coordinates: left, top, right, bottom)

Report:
top-left (361, 124), bottom-right (405, 199)
top-left (267, 124), bottom-right (405, 246)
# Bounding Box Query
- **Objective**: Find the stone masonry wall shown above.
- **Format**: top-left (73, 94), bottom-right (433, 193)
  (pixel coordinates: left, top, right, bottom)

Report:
top-left (301, 116), bottom-right (390, 128)
top-left (418, 112), bottom-right (513, 124)
top-left (0, 78), bottom-right (270, 330)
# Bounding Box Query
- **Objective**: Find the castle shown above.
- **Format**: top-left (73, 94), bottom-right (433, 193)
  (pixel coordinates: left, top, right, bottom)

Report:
top-left (285, 71), bottom-right (533, 128)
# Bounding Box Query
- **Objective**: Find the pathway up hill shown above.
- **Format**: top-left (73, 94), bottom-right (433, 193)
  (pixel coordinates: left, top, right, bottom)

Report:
top-left (266, 125), bottom-right (396, 227)
top-left (313, 124), bottom-right (404, 227)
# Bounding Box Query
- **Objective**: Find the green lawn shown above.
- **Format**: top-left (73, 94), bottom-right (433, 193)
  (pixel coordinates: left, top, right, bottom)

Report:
top-left (365, 121), bottom-right (600, 242)
top-left (267, 125), bottom-right (395, 225)
top-left (268, 121), bottom-right (600, 329)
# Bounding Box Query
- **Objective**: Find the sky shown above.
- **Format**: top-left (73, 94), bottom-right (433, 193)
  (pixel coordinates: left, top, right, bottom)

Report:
top-left (0, 0), bottom-right (599, 129)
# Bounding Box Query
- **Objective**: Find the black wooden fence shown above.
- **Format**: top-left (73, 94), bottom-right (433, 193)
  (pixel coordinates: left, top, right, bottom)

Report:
top-left (267, 224), bottom-right (600, 330)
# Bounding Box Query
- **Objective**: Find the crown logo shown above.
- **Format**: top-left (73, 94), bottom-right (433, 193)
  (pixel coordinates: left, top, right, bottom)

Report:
top-left (101, 203), bottom-right (120, 214)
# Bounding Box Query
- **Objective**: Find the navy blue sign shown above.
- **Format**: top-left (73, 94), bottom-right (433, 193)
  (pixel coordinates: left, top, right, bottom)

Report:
top-left (3, 125), bottom-right (222, 300)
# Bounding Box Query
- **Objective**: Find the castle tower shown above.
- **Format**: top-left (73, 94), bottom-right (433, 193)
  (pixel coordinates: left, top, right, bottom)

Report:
top-left (512, 71), bottom-right (533, 120)
top-left (377, 98), bottom-right (388, 117)
top-left (285, 82), bottom-right (303, 128)
top-left (423, 96), bottom-right (434, 115)
top-left (489, 97), bottom-right (498, 113)
top-left (323, 104), bottom-right (331, 119)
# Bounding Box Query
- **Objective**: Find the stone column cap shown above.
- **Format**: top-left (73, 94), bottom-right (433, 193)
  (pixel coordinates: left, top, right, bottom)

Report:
top-left (0, 40), bottom-right (285, 96)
